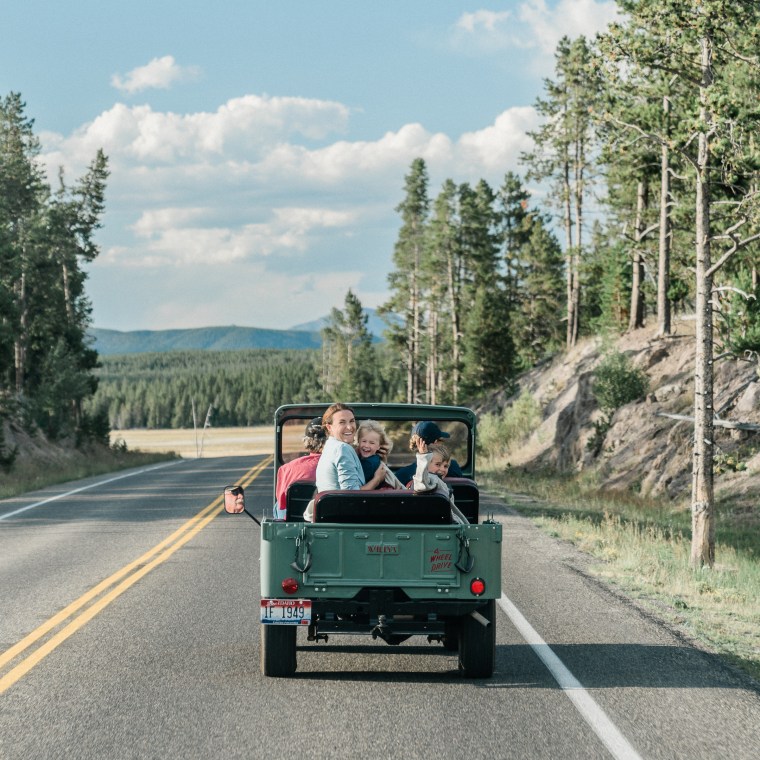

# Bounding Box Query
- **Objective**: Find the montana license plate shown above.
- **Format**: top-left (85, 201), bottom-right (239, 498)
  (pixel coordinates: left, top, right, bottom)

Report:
top-left (260, 598), bottom-right (312, 625)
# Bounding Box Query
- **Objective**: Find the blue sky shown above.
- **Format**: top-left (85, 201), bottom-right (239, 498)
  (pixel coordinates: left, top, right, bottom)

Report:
top-left (2, 0), bottom-right (618, 332)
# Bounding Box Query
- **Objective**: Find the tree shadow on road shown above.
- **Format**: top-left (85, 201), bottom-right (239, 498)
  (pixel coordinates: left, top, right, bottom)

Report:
top-left (291, 642), bottom-right (758, 693)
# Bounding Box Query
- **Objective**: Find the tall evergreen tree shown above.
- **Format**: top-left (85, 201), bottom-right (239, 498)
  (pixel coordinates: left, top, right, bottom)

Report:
top-left (496, 172), bottom-right (531, 310)
top-left (382, 158), bottom-right (430, 403)
top-left (512, 212), bottom-right (566, 367)
top-left (0, 93), bottom-right (46, 395)
top-left (0, 93), bottom-right (109, 440)
top-left (426, 179), bottom-right (462, 402)
top-left (522, 36), bottom-right (601, 348)
top-left (460, 283), bottom-right (514, 397)
top-left (321, 290), bottom-right (377, 401)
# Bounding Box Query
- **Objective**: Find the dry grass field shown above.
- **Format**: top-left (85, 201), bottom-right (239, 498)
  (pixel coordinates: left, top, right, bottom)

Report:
top-left (110, 426), bottom-right (274, 458)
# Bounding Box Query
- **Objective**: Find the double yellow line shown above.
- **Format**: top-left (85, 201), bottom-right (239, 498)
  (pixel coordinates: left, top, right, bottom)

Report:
top-left (0, 456), bottom-right (272, 695)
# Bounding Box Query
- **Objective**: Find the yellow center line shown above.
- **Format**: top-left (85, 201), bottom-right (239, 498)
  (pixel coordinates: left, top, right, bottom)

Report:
top-left (0, 455), bottom-right (272, 695)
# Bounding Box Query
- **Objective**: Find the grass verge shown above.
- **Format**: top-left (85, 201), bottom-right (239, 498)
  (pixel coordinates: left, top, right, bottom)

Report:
top-left (0, 446), bottom-right (177, 501)
top-left (481, 466), bottom-right (760, 685)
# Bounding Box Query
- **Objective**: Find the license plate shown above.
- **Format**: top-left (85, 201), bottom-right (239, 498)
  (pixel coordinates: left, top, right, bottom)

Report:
top-left (260, 598), bottom-right (312, 625)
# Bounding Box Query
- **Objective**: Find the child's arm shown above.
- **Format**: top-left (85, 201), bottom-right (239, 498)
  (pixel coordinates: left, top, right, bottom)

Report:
top-left (412, 452), bottom-right (437, 493)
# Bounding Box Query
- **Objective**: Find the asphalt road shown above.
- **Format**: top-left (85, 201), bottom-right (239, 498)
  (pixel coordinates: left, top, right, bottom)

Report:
top-left (1, 455), bottom-right (758, 759)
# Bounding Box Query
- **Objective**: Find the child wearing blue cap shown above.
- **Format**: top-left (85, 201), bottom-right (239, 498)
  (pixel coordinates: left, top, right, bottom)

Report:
top-left (392, 420), bottom-right (463, 485)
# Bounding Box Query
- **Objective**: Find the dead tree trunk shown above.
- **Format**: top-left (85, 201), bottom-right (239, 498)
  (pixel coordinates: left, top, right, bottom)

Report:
top-left (629, 179), bottom-right (647, 331)
top-left (690, 36), bottom-right (716, 569)
top-left (657, 93), bottom-right (672, 337)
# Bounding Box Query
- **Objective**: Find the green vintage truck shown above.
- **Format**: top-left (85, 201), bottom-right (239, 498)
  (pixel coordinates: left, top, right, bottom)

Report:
top-left (225, 403), bottom-right (502, 678)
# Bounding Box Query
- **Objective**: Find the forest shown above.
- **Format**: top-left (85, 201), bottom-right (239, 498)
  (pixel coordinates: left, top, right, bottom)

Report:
top-left (0, 93), bottom-right (109, 459)
top-left (87, 350), bottom-right (328, 429)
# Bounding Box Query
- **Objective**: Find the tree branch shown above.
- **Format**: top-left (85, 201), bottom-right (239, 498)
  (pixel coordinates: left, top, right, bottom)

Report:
top-left (712, 285), bottom-right (756, 300)
top-left (655, 411), bottom-right (760, 432)
top-left (603, 112), bottom-right (699, 173)
top-left (707, 229), bottom-right (760, 278)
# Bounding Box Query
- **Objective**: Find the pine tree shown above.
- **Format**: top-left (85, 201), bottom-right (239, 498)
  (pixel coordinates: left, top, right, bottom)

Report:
top-left (522, 36), bottom-right (601, 348)
top-left (382, 158), bottom-right (430, 403)
top-left (0, 93), bottom-right (109, 440)
top-left (496, 172), bottom-right (531, 311)
top-left (426, 179), bottom-right (462, 402)
top-left (513, 213), bottom-right (566, 367)
top-left (0, 93), bottom-right (45, 395)
top-left (321, 290), bottom-right (377, 401)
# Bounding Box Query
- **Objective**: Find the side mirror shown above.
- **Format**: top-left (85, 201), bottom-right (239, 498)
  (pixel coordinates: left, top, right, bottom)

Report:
top-left (224, 485), bottom-right (245, 514)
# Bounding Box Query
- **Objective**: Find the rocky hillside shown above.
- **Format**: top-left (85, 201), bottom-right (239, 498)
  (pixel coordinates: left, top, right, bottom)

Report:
top-left (478, 318), bottom-right (760, 506)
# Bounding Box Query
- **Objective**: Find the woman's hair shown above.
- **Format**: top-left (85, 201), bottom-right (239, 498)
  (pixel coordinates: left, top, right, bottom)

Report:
top-left (303, 417), bottom-right (327, 453)
top-left (322, 403), bottom-right (354, 430)
top-left (427, 443), bottom-right (450, 462)
top-left (355, 419), bottom-right (393, 458)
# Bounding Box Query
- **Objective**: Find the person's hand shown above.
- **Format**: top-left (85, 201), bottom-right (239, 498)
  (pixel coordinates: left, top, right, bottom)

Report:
top-left (416, 438), bottom-right (428, 453)
top-left (377, 444), bottom-right (389, 460)
top-left (371, 462), bottom-right (387, 486)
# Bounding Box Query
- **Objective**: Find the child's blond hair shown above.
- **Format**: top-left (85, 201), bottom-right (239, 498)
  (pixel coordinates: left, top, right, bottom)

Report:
top-left (427, 443), bottom-right (450, 462)
top-left (355, 419), bottom-right (393, 459)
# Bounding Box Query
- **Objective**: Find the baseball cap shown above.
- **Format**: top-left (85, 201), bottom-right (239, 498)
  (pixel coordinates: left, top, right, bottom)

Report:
top-left (412, 421), bottom-right (450, 444)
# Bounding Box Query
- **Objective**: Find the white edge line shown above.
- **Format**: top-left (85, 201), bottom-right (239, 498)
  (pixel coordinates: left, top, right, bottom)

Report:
top-left (0, 460), bottom-right (182, 521)
top-left (499, 594), bottom-right (643, 760)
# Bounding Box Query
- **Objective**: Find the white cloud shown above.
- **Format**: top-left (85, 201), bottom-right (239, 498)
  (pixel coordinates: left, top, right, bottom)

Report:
top-left (519, 0), bottom-right (621, 53)
top-left (40, 93), bottom-right (540, 329)
top-left (40, 95), bottom-right (351, 171)
top-left (451, 9), bottom-right (524, 53)
top-left (456, 10), bottom-right (511, 34)
top-left (43, 98), bottom-right (538, 259)
top-left (453, 0), bottom-right (620, 55)
top-left (456, 107), bottom-right (539, 174)
top-left (116, 204), bottom-right (360, 267)
top-left (111, 55), bottom-right (201, 94)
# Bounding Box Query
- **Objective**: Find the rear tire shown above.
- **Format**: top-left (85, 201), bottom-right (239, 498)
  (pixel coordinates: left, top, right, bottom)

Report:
top-left (442, 620), bottom-right (460, 651)
top-left (458, 599), bottom-right (495, 678)
top-left (260, 624), bottom-right (297, 677)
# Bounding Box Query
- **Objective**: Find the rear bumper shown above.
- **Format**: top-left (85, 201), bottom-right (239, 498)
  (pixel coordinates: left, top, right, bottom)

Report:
top-left (308, 589), bottom-right (492, 636)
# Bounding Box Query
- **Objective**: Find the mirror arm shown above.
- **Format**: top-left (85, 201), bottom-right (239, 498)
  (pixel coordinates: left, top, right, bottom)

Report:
top-left (243, 509), bottom-right (262, 526)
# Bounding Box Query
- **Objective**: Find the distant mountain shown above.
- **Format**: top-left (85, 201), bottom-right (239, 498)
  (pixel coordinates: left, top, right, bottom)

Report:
top-left (89, 325), bottom-right (322, 355)
top-left (291, 308), bottom-right (397, 339)
top-left (90, 309), bottom-right (397, 356)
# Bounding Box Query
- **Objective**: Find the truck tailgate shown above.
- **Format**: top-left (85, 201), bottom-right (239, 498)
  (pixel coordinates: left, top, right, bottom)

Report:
top-left (260, 521), bottom-right (502, 600)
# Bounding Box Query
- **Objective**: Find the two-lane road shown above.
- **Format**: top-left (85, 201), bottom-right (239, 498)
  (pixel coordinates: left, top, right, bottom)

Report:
top-left (1, 456), bottom-right (758, 759)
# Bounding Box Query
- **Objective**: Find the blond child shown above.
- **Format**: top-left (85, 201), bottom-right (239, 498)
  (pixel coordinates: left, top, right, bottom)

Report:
top-left (355, 419), bottom-right (406, 490)
top-left (413, 443), bottom-right (468, 524)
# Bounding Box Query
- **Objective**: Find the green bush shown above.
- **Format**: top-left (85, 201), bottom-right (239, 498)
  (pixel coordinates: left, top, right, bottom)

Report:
top-left (478, 391), bottom-right (542, 461)
top-left (592, 351), bottom-right (649, 414)
top-left (588, 351), bottom-right (649, 456)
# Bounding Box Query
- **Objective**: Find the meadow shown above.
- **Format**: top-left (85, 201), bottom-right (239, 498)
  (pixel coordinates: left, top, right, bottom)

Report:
top-left (110, 425), bottom-right (274, 458)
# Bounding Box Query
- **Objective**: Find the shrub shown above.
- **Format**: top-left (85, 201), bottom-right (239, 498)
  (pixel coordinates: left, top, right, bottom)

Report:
top-left (592, 351), bottom-right (649, 415)
top-left (478, 391), bottom-right (542, 461)
top-left (587, 351), bottom-right (649, 456)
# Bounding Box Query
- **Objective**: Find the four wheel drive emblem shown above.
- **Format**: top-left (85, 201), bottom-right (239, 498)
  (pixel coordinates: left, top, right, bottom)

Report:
top-left (429, 547), bottom-right (453, 572)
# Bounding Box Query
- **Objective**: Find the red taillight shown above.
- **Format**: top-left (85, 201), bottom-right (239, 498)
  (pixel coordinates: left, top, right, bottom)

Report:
top-left (470, 578), bottom-right (486, 596)
top-left (282, 577), bottom-right (299, 594)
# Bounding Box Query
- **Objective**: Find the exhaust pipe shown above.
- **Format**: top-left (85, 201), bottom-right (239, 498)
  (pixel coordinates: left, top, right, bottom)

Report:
top-left (470, 610), bottom-right (490, 628)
